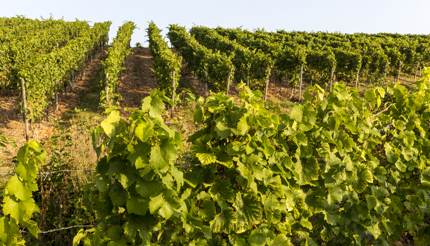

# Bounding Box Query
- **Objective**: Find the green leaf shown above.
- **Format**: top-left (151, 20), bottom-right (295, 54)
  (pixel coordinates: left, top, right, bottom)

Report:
top-left (5, 176), bottom-right (32, 201)
top-left (141, 93), bottom-right (165, 120)
top-left (199, 199), bottom-right (216, 220)
top-left (289, 104), bottom-right (303, 122)
top-left (135, 120), bottom-right (154, 142)
top-left (96, 176), bottom-right (109, 193)
top-left (210, 209), bottom-right (234, 233)
top-left (135, 180), bottom-right (163, 198)
top-left (159, 202), bottom-right (174, 219)
top-left (300, 218), bottom-right (313, 230)
top-left (367, 223), bottom-right (381, 239)
top-left (149, 144), bottom-right (168, 171)
top-left (119, 174), bottom-right (130, 189)
top-left (366, 195), bottom-right (377, 210)
top-left (23, 220), bottom-right (40, 237)
top-left (271, 235), bottom-right (291, 246)
top-left (234, 193), bottom-right (262, 229)
top-left (384, 143), bottom-right (397, 164)
top-left (395, 159), bottom-right (407, 172)
top-left (194, 103), bottom-right (204, 123)
top-left (106, 225), bottom-right (123, 241)
top-left (420, 167), bottom-right (430, 186)
top-left (73, 229), bottom-right (89, 246)
top-left (3, 197), bottom-right (39, 222)
top-left (149, 193), bottom-right (164, 215)
top-left (160, 139), bottom-right (177, 164)
top-left (101, 111), bottom-right (121, 137)
top-left (3, 196), bottom-right (20, 221)
top-left (248, 229), bottom-right (267, 246)
top-left (126, 197), bottom-right (148, 216)
top-left (196, 153), bottom-right (217, 165)
top-left (237, 115), bottom-right (249, 135)
top-left (215, 121), bottom-right (231, 138)
top-left (327, 186), bottom-right (344, 205)
top-left (109, 183), bottom-right (127, 207)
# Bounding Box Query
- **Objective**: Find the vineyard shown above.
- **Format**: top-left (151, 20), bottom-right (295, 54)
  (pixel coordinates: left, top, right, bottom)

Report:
top-left (0, 17), bottom-right (429, 245)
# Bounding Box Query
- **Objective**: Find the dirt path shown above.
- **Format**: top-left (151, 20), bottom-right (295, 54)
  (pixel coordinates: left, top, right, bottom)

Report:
top-left (118, 47), bottom-right (158, 109)
top-left (0, 51), bottom-right (105, 181)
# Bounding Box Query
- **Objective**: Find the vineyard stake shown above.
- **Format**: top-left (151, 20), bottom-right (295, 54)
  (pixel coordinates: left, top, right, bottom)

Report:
top-left (299, 64), bottom-right (304, 100)
top-left (226, 70), bottom-right (233, 96)
top-left (264, 78), bottom-right (269, 101)
top-left (20, 78), bottom-right (30, 141)
top-left (105, 74), bottom-right (110, 106)
top-left (55, 93), bottom-right (59, 112)
top-left (355, 70), bottom-right (360, 88)
top-left (330, 66), bottom-right (336, 91)
top-left (204, 81), bottom-right (208, 97)
top-left (171, 70), bottom-right (176, 117)
top-left (396, 63), bottom-right (401, 82)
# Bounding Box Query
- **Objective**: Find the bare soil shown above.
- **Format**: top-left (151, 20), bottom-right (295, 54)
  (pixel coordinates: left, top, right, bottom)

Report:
top-left (118, 47), bottom-right (158, 109)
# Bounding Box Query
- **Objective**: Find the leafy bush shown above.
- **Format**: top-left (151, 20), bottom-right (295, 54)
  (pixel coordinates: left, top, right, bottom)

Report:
top-left (0, 140), bottom-right (46, 245)
top-left (75, 74), bottom-right (430, 244)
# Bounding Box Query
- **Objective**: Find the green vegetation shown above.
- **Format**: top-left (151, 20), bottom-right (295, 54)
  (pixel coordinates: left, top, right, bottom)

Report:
top-left (190, 26), bottom-right (273, 91)
top-left (1, 17), bottom-right (430, 245)
top-left (168, 24), bottom-right (234, 93)
top-left (101, 21), bottom-right (135, 107)
top-left (21, 22), bottom-right (110, 120)
top-left (0, 17), bottom-right (110, 120)
top-left (0, 141), bottom-right (46, 245)
top-left (148, 22), bottom-right (182, 108)
top-left (75, 72), bottom-right (430, 245)
top-left (216, 27), bottom-right (430, 85)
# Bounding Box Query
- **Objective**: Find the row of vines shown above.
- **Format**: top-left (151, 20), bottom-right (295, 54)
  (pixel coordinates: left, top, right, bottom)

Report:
top-left (76, 70), bottom-right (429, 245)
top-left (0, 17), bottom-right (111, 122)
top-left (1, 19), bottom-right (430, 245)
top-left (167, 24), bottom-right (234, 93)
top-left (190, 26), bottom-right (273, 94)
top-left (0, 18), bottom-right (92, 89)
top-left (3, 78), bottom-right (430, 244)
top-left (215, 27), bottom-right (430, 86)
top-left (164, 26), bottom-right (430, 100)
top-left (20, 22), bottom-right (111, 120)
top-left (100, 21), bottom-right (135, 107)
top-left (147, 22), bottom-right (182, 110)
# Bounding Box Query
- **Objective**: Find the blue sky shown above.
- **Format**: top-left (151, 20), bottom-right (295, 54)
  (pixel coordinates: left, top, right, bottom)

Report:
top-left (1, 0), bottom-right (429, 44)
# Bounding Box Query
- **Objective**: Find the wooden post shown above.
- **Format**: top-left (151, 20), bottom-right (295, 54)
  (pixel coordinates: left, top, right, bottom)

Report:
top-left (264, 78), bottom-right (269, 101)
top-left (20, 78), bottom-right (30, 141)
top-left (226, 70), bottom-right (233, 96)
top-left (170, 71), bottom-right (176, 118)
top-left (105, 84), bottom-right (110, 107)
top-left (396, 63), bottom-right (401, 82)
top-left (105, 74), bottom-right (110, 106)
top-left (71, 72), bottom-right (76, 91)
top-left (264, 69), bottom-right (272, 101)
top-left (414, 65), bottom-right (418, 82)
top-left (204, 71), bottom-right (209, 96)
top-left (355, 69), bottom-right (360, 88)
top-left (330, 67), bottom-right (336, 91)
top-left (299, 64), bottom-right (304, 100)
top-left (55, 93), bottom-right (59, 112)
top-left (290, 87), bottom-right (296, 99)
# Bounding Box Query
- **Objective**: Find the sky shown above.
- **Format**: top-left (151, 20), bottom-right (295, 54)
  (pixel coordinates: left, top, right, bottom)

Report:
top-left (1, 0), bottom-right (429, 45)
